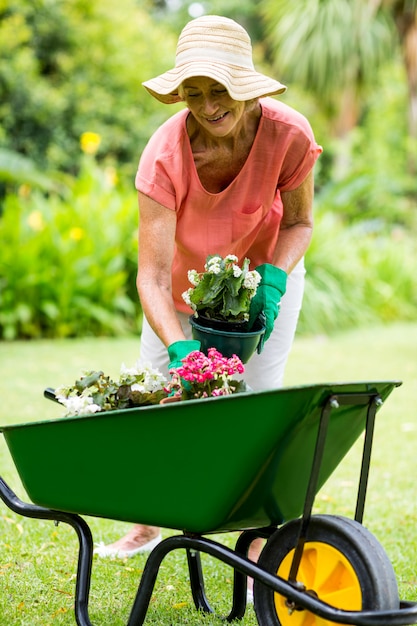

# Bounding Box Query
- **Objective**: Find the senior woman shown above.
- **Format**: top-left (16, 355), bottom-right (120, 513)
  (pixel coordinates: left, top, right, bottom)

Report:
top-left (94, 14), bottom-right (322, 590)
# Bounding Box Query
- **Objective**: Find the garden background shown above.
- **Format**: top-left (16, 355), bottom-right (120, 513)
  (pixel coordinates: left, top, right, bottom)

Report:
top-left (0, 0), bottom-right (417, 624)
top-left (1, 0), bottom-right (416, 340)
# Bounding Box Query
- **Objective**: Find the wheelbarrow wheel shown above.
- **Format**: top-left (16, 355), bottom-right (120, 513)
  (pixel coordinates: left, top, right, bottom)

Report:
top-left (253, 514), bottom-right (399, 626)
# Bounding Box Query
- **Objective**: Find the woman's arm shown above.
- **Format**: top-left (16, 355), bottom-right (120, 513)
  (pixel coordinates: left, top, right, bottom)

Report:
top-left (273, 169), bottom-right (315, 273)
top-left (136, 191), bottom-right (186, 347)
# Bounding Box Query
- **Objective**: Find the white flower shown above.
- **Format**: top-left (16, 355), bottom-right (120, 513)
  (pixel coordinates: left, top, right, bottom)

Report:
top-left (120, 362), bottom-right (140, 377)
top-left (182, 254), bottom-right (261, 322)
top-left (56, 361), bottom-right (169, 418)
top-left (119, 361), bottom-right (167, 391)
top-left (139, 363), bottom-right (167, 391)
top-left (61, 395), bottom-right (101, 417)
top-left (187, 269), bottom-right (200, 286)
top-left (182, 288), bottom-right (194, 307)
top-left (243, 269), bottom-right (261, 292)
top-left (205, 256), bottom-right (222, 274)
top-left (131, 382), bottom-right (146, 392)
top-left (82, 403), bottom-right (102, 414)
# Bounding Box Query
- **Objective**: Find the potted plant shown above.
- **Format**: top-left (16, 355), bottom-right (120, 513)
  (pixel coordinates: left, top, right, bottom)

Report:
top-left (182, 254), bottom-right (266, 362)
top-left (164, 347), bottom-right (247, 401)
top-left (54, 362), bottom-right (169, 416)
top-left (53, 353), bottom-right (247, 416)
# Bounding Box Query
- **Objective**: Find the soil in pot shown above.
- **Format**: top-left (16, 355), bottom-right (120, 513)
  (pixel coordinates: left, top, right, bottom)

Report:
top-left (194, 314), bottom-right (249, 333)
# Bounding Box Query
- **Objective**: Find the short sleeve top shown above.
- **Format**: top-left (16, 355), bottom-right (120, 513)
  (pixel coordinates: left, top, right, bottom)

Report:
top-left (135, 97), bottom-right (322, 313)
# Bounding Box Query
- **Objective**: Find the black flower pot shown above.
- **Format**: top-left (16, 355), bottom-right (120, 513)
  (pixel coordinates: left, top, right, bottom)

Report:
top-left (189, 314), bottom-right (266, 363)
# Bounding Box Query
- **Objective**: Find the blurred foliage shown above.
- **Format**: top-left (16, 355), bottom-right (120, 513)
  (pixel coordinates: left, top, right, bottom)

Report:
top-left (260, 0), bottom-right (417, 173)
top-left (0, 0), bottom-right (416, 340)
top-left (0, 154), bottom-right (139, 339)
top-left (153, 0), bottom-right (264, 39)
top-left (314, 62), bottom-right (417, 230)
top-left (1, 150), bottom-right (416, 340)
top-left (299, 210), bottom-right (417, 336)
top-left (261, 0), bottom-right (395, 122)
top-left (0, 0), bottom-right (179, 183)
top-left (0, 148), bottom-right (68, 192)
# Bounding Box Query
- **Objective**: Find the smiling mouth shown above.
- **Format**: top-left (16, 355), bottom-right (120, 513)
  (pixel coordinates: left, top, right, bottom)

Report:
top-left (206, 112), bottom-right (228, 123)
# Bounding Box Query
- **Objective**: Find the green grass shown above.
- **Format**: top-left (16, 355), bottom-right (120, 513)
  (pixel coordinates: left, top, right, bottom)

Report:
top-left (1, 322), bottom-right (417, 624)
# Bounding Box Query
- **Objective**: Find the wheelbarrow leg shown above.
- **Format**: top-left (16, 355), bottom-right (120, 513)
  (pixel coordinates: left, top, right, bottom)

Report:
top-left (127, 536), bottom-right (189, 625)
top-left (128, 534), bottom-right (256, 625)
top-left (129, 535), bottom-right (236, 621)
top-left (186, 547), bottom-right (212, 613)
top-left (0, 476), bottom-right (95, 626)
top-left (185, 528), bottom-right (276, 622)
top-left (186, 537), bottom-right (248, 620)
top-left (232, 528), bottom-right (277, 617)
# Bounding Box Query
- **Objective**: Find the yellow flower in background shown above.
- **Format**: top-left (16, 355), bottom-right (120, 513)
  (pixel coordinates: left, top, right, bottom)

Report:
top-left (80, 131), bottom-right (101, 155)
top-left (69, 227), bottom-right (85, 241)
top-left (27, 210), bottom-right (44, 231)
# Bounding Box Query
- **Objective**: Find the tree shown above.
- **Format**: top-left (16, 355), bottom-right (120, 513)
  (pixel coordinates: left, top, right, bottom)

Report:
top-left (387, 0), bottom-right (417, 140)
top-left (260, 0), bottom-right (395, 138)
top-left (261, 0), bottom-right (417, 174)
top-left (0, 0), bottom-right (178, 182)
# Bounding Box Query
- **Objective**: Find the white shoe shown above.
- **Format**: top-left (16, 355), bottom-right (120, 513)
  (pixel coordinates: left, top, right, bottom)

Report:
top-left (246, 589), bottom-right (254, 604)
top-left (93, 533), bottom-right (162, 558)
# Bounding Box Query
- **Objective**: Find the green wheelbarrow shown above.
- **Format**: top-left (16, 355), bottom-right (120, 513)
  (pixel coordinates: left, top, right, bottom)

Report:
top-left (1, 380), bottom-right (417, 625)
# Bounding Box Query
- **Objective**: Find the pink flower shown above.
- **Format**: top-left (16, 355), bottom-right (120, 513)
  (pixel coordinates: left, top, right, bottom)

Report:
top-left (165, 349), bottom-right (245, 399)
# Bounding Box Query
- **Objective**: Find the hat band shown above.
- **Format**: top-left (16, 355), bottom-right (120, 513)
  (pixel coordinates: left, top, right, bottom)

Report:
top-left (175, 47), bottom-right (254, 70)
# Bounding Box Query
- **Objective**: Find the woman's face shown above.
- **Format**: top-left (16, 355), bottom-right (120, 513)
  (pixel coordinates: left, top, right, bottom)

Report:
top-left (181, 76), bottom-right (246, 137)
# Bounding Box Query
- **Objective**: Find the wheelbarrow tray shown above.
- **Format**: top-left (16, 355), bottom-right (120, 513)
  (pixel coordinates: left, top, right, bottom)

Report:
top-left (0, 381), bottom-right (399, 534)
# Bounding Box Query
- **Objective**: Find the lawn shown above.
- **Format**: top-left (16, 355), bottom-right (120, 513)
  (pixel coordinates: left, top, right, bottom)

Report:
top-left (1, 322), bottom-right (417, 625)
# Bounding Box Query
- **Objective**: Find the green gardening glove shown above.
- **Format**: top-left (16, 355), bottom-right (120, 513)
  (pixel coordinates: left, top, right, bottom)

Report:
top-left (248, 264), bottom-right (287, 352)
top-left (167, 340), bottom-right (201, 371)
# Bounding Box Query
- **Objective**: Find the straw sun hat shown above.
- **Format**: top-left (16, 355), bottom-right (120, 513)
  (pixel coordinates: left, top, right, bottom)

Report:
top-left (142, 15), bottom-right (287, 104)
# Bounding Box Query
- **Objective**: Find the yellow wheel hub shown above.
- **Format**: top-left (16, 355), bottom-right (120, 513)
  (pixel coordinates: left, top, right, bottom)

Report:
top-left (274, 541), bottom-right (362, 626)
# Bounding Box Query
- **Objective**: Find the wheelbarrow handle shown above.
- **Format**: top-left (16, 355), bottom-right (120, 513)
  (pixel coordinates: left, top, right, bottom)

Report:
top-left (44, 388), bottom-right (60, 404)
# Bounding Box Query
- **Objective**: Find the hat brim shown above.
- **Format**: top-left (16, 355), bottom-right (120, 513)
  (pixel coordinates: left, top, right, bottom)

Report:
top-left (142, 61), bottom-right (286, 104)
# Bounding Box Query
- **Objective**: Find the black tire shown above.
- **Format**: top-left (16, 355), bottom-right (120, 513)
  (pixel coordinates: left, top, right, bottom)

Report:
top-left (254, 514), bottom-right (399, 626)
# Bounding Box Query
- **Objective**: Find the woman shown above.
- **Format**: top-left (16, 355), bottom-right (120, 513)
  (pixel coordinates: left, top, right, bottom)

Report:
top-left (94, 14), bottom-right (322, 588)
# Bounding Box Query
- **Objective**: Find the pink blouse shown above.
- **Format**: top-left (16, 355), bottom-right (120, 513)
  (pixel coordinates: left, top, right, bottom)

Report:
top-left (135, 97), bottom-right (322, 313)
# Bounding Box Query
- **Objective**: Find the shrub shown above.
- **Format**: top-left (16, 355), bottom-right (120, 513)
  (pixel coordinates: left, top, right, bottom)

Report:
top-left (0, 0), bottom-right (179, 182)
top-left (298, 210), bottom-right (417, 335)
top-left (0, 155), bottom-right (140, 339)
top-left (1, 157), bottom-right (417, 340)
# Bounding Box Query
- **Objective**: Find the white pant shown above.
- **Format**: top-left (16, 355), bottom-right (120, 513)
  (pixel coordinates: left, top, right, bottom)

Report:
top-left (139, 259), bottom-right (306, 391)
